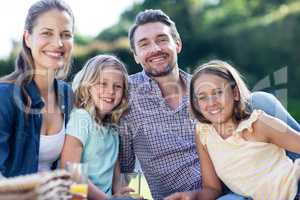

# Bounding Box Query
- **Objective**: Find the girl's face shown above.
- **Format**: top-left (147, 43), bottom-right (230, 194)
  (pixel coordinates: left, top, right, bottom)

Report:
top-left (24, 9), bottom-right (73, 74)
top-left (89, 67), bottom-right (124, 118)
top-left (193, 73), bottom-right (239, 125)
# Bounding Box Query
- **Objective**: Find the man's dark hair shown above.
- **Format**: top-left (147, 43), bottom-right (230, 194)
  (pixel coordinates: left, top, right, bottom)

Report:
top-left (128, 9), bottom-right (180, 54)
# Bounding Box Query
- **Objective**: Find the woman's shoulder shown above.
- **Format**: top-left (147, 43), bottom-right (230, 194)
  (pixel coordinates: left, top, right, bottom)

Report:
top-left (0, 82), bottom-right (19, 91)
top-left (0, 83), bottom-right (21, 115)
top-left (0, 82), bottom-right (21, 101)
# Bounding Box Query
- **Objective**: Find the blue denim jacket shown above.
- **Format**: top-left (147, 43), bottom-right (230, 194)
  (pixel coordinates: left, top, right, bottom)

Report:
top-left (0, 79), bottom-right (73, 177)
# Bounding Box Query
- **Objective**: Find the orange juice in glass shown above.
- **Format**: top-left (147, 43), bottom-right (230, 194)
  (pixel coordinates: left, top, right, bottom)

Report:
top-left (70, 183), bottom-right (88, 200)
top-left (65, 162), bottom-right (88, 200)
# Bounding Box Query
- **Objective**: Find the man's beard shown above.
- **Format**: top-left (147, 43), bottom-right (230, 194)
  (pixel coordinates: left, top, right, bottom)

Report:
top-left (145, 63), bottom-right (174, 77)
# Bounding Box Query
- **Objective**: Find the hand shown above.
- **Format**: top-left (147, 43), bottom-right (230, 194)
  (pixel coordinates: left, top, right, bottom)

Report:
top-left (0, 190), bottom-right (37, 200)
top-left (112, 186), bottom-right (135, 198)
top-left (164, 192), bottom-right (195, 200)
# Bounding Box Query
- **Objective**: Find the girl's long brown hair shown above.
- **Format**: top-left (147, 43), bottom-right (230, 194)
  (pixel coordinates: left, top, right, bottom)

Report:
top-left (190, 60), bottom-right (251, 123)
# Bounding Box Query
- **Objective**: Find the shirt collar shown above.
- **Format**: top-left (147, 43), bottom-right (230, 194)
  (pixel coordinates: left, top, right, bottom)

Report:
top-left (140, 68), bottom-right (191, 89)
top-left (25, 79), bottom-right (65, 110)
top-left (140, 70), bottom-right (153, 92)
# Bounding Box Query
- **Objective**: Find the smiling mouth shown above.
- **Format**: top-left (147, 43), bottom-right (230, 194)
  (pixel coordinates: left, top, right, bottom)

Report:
top-left (208, 108), bottom-right (222, 115)
top-left (147, 53), bottom-right (168, 63)
top-left (101, 97), bottom-right (114, 103)
top-left (44, 51), bottom-right (64, 58)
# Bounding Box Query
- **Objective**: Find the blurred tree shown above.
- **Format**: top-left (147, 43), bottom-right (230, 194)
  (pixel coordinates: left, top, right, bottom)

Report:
top-left (0, 59), bottom-right (14, 76)
top-left (1, 0), bottom-right (300, 119)
top-left (74, 34), bottom-right (93, 45)
top-left (96, 20), bottom-right (131, 42)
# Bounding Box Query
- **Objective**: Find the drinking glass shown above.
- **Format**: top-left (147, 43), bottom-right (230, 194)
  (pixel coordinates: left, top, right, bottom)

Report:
top-left (65, 162), bottom-right (88, 200)
top-left (120, 172), bottom-right (141, 198)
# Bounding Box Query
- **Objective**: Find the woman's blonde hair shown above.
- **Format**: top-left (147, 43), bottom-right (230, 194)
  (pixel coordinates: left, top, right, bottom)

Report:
top-left (190, 60), bottom-right (251, 123)
top-left (72, 55), bottom-right (129, 125)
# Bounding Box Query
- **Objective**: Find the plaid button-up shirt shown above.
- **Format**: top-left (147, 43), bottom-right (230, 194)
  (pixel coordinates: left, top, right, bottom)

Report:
top-left (119, 70), bottom-right (201, 200)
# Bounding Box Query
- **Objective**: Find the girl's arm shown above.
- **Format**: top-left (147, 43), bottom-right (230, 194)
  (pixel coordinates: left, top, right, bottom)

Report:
top-left (60, 135), bottom-right (109, 200)
top-left (60, 135), bottom-right (82, 167)
top-left (112, 159), bottom-right (134, 197)
top-left (112, 159), bottom-right (121, 193)
top-left (194, 131), bottom-right (223, 199)
top-left (256, 112), bottom-right (300, 154)
top-left (165, 131), bottom-right (222, 200)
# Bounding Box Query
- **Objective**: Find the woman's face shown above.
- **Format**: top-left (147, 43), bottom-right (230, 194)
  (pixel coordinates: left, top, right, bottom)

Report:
top-left (89, 67), bottom-right (125, 118)
top-left (24, 9), bottom-right (73, 74)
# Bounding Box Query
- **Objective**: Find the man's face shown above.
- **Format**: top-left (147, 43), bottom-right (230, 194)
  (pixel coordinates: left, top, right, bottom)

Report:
top-left (133, 22), bottom-right (182, 77)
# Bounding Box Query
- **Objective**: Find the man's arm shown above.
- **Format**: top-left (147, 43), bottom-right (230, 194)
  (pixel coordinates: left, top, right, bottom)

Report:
top-left (250, 91), bottom-right (300, 131)
top-left (250, 91), bottom-right (300, 160)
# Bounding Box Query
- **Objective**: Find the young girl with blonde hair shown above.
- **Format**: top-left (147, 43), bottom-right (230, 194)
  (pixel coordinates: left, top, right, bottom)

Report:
top-left (61, 55), bottom-right (133, 200)
top-left (167, 60), bottom-right (300, 200)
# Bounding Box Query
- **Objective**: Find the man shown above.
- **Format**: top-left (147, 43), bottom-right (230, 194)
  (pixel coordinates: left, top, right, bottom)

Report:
top-left (119, 9), bottom-right (300, 200)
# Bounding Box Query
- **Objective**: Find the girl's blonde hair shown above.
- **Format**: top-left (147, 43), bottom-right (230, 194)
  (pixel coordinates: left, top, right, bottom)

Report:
top-left (72, 55), bottom-right (129, 125)
top-left (190, 60), bottom-right (251, 123)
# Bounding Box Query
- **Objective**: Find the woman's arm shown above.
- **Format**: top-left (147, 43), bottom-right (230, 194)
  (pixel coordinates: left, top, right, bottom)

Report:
top-left (0, 86), bottom-right (15, 176)
top-left (60, 135), bottom-right (109, 200)
top-left (256, 112), bottom-right (300, 154)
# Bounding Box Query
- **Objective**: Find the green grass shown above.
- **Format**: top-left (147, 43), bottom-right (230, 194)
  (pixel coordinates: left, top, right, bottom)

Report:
top-left (140, 175), bottom-right (152, 200)
top-left (127, 174), bottom-right (153, 200)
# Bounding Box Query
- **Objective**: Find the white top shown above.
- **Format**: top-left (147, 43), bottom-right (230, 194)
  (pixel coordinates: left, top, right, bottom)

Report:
top-left (38, 125), bottom-right (65, 172)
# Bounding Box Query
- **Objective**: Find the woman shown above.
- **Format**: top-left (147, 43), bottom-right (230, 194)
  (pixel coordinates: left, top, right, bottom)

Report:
top-left (0, 0), bottom-right (74, 177)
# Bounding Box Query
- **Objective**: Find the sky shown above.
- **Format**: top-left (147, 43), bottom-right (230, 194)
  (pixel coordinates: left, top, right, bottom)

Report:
top-left (0, 0), bottom-right (140, 59)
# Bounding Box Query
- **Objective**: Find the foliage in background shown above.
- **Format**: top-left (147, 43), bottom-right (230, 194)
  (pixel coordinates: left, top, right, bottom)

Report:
top-left (1, 0), bottom-right (299, 119)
